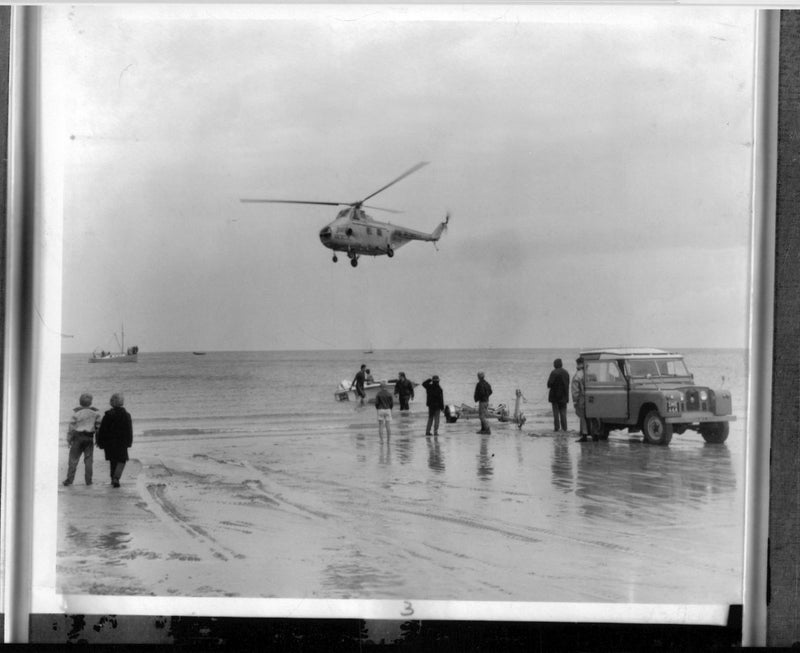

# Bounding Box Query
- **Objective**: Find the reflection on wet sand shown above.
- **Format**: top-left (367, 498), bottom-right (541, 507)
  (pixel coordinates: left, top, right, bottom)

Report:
top-left (477, 434), bottom-right (493, 480)
top-left (550, 434), bottom-right (573, 492)
top-left (58, 422), bottom-right (744, 603)
top-left (426, 435), bottom-right (444, 472)
top-left (575, 440), bottom-right (735, 511)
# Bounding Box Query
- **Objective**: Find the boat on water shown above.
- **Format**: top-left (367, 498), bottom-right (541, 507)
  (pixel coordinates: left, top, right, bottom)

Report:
top-left (193, 352), bottom-right (207, 356)
top-left (335, 378), bottom-right (418, 404)
top-left (89, 326), bottom-right (139, 363)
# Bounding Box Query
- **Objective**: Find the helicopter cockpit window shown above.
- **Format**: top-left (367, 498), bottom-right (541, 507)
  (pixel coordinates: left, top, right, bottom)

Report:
top-left (336, 209), bottom-right (349, 219)
top-left (366, 227), bottom-right (373, 235)
top-left (377, 228), bottom-right (383, 236)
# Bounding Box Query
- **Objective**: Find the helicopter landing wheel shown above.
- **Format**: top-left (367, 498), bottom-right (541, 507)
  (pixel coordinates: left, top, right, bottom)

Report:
top-left (386, 246), bottom-right (394, 258)
top-left (332, 254), bottom-right (338, 263)
top-left (350, 257), bottom-right (359, 267)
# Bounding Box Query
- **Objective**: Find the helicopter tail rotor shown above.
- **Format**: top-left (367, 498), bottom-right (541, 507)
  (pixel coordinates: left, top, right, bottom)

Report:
top-left (431, 212), bottom-right (450, 249)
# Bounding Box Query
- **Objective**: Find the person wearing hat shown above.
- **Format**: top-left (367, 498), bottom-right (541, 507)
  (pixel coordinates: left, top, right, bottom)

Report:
top-left (374, 381), bottom-right (394, 439)
top-left (474, 371), bottom-right (493, 435)
top-left (422, 375), bottom-right (445, 436)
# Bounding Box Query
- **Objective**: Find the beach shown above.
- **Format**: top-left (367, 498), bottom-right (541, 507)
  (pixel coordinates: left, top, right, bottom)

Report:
top-left (57, 403), bottom-right (743, 604)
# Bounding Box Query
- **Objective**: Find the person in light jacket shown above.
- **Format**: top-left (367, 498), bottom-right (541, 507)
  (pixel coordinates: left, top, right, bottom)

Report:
top-left (571, 358), bottom-right (588, 441)
top-left (63, 392), bottom-right (102, 486)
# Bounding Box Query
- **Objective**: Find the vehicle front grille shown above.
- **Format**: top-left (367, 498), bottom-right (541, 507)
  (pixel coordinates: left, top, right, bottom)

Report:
top-left (685, 389), bottom-right (709, 412)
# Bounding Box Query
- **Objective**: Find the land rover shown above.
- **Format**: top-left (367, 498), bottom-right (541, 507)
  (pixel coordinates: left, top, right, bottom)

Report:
top-left (580, 348), bottom-right (735, 446)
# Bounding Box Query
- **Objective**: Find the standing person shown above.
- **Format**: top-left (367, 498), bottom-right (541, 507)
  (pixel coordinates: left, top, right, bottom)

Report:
top-left (96, 392), bottom-right (133, 488)
top-left (421, 375), bottom-right (444, 436)
top-left (394, 371), bottom-right (415, 411)
top-left (374, 382), bottom-right (394, 439)
top-left (547, 358), bottom-right (570, 432)
top-left (571, 357), bottom-right (589, 441)
top-left (350, 364), bottom-right (367, 406)
top-left (62, 392), bottom-right (102, 486)
top-left (474, 371), bottom-right (493, 435)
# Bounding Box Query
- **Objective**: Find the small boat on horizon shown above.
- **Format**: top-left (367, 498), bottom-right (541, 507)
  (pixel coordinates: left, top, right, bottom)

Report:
top-left (193, 351), bottom-right (207, 356)
top-left (89, 325), bottom-right (139, 363)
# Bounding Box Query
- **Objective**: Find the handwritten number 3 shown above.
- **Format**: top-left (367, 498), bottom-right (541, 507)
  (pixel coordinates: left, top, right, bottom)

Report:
top-left (401, 601), bottom-right (414, 616)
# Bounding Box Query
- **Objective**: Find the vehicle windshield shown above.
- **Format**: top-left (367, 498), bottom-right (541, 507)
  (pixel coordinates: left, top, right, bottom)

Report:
top-left (626, 358), bottom-right (690, 378)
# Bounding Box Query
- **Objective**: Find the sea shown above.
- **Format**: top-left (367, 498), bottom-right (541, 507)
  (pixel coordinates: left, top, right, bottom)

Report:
top-left (56, 347), bottom-right (749, 604)
top-left (59, 348), bottom-right (748, 446)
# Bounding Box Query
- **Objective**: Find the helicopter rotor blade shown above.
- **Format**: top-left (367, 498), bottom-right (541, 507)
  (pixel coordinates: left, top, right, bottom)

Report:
top-left (357, 161), bottom-right (429, 205)
top-left (240, 199), bottom-right (345, 207)
top-left (361, 204), bottom-right (403, 214)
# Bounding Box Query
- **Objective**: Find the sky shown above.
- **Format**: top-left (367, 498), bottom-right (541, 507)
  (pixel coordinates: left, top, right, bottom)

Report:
top-left (46, 5), bottom-right (757, 353)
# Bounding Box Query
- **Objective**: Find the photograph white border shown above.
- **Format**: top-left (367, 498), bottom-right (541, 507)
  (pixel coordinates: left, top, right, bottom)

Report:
top-left (2, 4), bottom-right (776, 644)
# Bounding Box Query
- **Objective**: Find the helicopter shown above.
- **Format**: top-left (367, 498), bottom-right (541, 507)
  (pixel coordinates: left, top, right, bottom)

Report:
top-left (241, 161), bottom-right (449, 267)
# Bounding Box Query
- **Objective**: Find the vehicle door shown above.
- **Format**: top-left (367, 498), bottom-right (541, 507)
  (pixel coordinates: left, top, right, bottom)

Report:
top-left (584, 359), bottom-right (628, 419)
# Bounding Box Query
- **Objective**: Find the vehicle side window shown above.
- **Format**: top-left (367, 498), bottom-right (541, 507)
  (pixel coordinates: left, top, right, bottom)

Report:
top-left (585, 361), bottom-right (625, 385)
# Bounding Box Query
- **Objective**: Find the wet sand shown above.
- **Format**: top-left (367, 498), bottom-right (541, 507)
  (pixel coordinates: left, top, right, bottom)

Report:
top-left (57, 409), bottom-right (743, 604)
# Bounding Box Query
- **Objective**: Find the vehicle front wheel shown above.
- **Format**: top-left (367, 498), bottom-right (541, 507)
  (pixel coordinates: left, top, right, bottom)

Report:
top-left (700, 421), bottom-right (729, 444)
top-left (642, 410), bottom-right (673, 446)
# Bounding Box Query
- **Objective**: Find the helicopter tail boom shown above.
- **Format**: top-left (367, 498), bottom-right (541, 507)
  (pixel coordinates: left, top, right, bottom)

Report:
top-left (390, 213), bottom-right (450, 246)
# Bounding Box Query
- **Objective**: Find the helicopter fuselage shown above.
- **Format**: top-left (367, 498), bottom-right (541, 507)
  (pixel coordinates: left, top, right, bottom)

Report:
top-left (318, 208), bottom-right (445, 259)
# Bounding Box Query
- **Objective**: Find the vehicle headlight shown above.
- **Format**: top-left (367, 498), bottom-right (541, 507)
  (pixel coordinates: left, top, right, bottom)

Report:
top-left (665, 393), bottom-right (682, 413)
top-left (700, 390), bottom-right (709, 401)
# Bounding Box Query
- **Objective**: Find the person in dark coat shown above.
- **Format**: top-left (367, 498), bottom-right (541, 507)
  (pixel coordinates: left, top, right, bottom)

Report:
top-left (350, 364), bottom-right (367, 406)
top-left (96, 392), bottom-right (133, 488)
top-left (547, 358), bottom-right (570, 432)
top-left (422, 375), bottom-right (445, 436)
top-left (474, 371), bottom-right (493, 435)
top-left (394, 371), bottom-right (415, 411)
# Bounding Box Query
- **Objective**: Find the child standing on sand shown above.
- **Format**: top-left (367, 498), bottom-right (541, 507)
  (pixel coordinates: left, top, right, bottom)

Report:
top-left (374, 382), bottom-right (393, 440)
top-left (63, 393), bottom-right (102, 486)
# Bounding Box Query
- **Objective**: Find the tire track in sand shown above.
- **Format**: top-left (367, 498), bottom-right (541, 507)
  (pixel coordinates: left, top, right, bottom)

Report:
top-left (135, 458), bottom-right (242, 561)
top-left (144, 482), bottom-right (239, 561)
